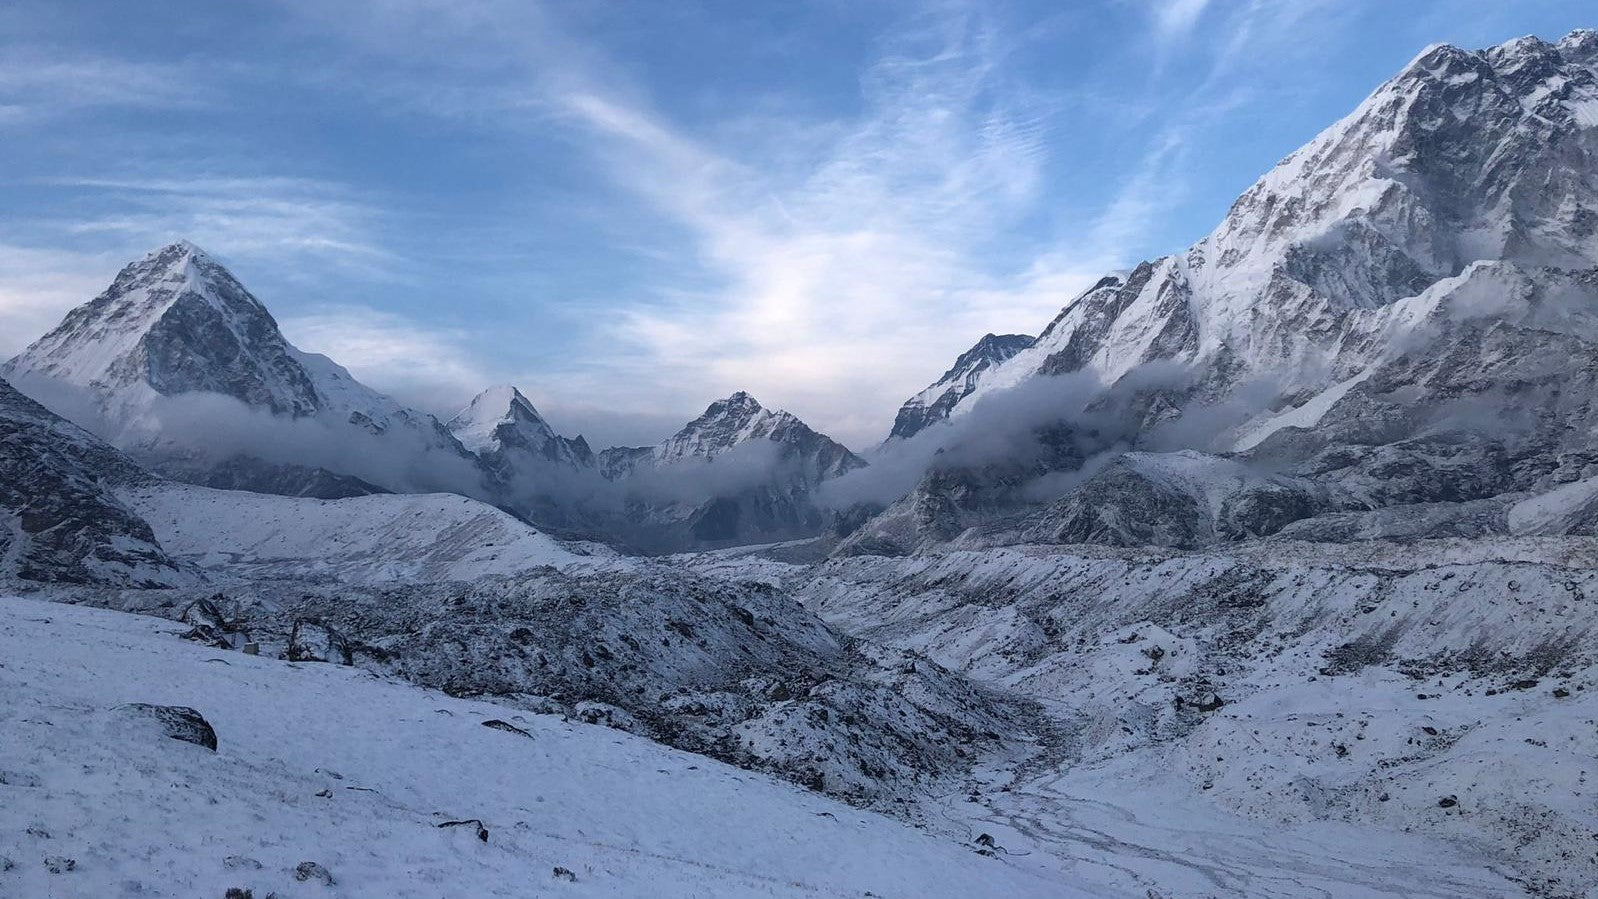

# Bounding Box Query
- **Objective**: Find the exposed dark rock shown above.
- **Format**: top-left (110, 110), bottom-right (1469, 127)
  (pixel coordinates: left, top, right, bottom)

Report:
top-left (284, 619), bottom-right (354, 665)
top-left (0, 377), bottom-right (181, 586)
top-left (294, 861), bottom-right (334, 885)
top-left (118, 703), bottom-right (218, 751)
top-left (481, 719), bottom-right (532, 738)
top-left (437, 819), bottom-right (489, 842)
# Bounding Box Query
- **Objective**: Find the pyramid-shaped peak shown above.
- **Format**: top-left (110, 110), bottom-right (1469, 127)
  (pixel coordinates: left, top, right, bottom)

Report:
top-left (472, 384), bottom-right (539, 416)
top-left (448, 385), bottom-right (557, 454)
top-left (4, 241), bottom-right (319, 416)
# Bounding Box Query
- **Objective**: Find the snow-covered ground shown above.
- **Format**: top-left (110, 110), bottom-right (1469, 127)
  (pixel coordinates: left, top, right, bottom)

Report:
top-left (687, 538), bottom-right (1598, 896)
top-left (121, 483), bottom-right (611, 583)
top-left (0, 595), bottom-right (1089, 898)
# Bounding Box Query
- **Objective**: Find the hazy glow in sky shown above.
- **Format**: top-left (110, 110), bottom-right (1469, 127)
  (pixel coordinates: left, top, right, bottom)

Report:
top-left (1, 0), bottom-right (1592, 447)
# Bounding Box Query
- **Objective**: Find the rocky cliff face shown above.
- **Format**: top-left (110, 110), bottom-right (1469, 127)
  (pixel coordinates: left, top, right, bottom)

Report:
top-left (0, 376), bottom-right (187, 586)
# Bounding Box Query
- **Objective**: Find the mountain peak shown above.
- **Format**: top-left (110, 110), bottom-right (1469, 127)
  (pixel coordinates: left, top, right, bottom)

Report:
top-left (888, 332), bottom-right (1035, 441)
top-left (651, 390), bottom-right (861, 476)
top-left (137, 240), bottom-right (214, 281)
top-left (4, 240), bottom-right (323, 417)
top-left (712, 390), bottom-right (762, 412)
top-left (1561, 28), bottom-right (1598, 58)
top-left (448, 385), bottom-right (558, 454)
top-left (152, 238), bottom-right (209, 258)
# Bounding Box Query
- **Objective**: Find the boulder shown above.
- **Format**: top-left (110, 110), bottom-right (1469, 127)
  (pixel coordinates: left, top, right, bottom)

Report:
top-left (117, 703), bottom-right (218, 751)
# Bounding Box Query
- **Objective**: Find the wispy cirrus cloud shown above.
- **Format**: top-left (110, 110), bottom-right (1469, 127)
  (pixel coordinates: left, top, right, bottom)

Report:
top-left (0, 51), bottom-right (213, 121)
top-left (25, 174), bottom-right (399, 279)
top-left (219, 0), bottom-right (1183, 445)
top-left (508, 6), bottom-right (1120, 443)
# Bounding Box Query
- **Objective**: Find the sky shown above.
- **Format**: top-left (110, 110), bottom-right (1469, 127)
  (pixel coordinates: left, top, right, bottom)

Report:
top-left (1, 0), bottom-right (1593, 449)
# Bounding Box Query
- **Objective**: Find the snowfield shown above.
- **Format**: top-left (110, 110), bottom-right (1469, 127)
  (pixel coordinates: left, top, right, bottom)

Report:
top-left (121, 483), bottom-right (605, 583)
top-left (0, 595), bottom-right (1087, 899)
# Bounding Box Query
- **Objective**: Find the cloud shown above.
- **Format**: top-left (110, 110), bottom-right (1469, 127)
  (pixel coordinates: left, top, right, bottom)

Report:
top-left (0, 51), bottom-right (213, 121)
top-left (1148, 0), bottom-right (1213, 42)
top-left (32, 175), bottom-right (398, 277)
top-left (516, 5), bottom-right (1122, 446)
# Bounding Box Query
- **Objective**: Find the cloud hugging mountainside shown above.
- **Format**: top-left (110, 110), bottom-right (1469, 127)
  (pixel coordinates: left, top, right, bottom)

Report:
top-left (8, 30), bottom-right (1598, 564)
top-left (1, 242), bottom-right (867, 552)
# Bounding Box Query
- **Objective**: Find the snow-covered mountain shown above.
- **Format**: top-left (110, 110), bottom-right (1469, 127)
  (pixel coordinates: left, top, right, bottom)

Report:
top-left (858, 30), bottom-right (1598, 554)
top-left (889, 333), bottom-right (1034, 441)
top-left (611, 390), bottom-right (864, 479)
top-left (2, 243), bottom-right (879, 552)
top-left (446, 385), bottom-right (600, 528)
top-left (448, 385), bottom-right (594, 470)
top-left (599, 392), bottom-right (867, 551)
top-left (3, 241), bottom-right (485, 500)
top-left (955, 30), bottom-right (1598, 420)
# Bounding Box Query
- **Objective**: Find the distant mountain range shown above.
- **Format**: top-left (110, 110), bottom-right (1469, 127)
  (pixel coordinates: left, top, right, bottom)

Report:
top-left (9, 30), bottom-right (1598, 560)
top-left (3, 242), bottom-right (866, 552)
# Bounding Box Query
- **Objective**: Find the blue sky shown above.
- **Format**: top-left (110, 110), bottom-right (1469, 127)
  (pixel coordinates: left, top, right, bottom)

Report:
top-left (1, 0), bottom-right (1592, 447)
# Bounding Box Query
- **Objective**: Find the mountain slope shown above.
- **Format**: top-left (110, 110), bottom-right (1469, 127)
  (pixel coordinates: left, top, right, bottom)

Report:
top-left (0, 595), bottom-right (1083, 899)
top-left (3, 242), bottom-right (486, 499)
top-left (0, 376), bottom-right (187, 587)
top-left (857, 30), bottom-right (1598, 553)
top-left (120, 483), bottom-right (592, 584)
top-left (889, 333), bottom-right (1034, 441)
top-left (751, 537), bottom-right (1598, 897)
top-left (954, 29), bottom-right (1598, 418)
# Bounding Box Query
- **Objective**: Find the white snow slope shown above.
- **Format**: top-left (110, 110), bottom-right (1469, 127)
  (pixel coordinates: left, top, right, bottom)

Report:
top-left (120, 483), bottom-right (604, 583)
top-left (0, 595), bottom-right (1089, 898)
